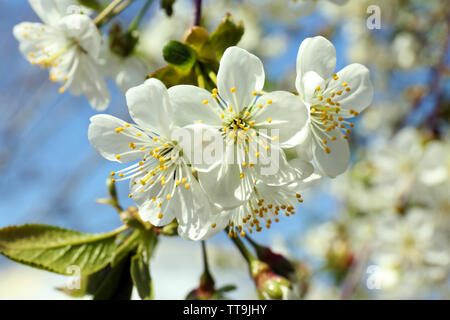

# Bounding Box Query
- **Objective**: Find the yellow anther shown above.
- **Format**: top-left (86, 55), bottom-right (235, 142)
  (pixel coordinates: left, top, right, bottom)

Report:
top-left (202, 100), bottom-right (208, 105)
top-left (115, 155), bottom-right (121, 160)
top-left (128, 194), bottom-right (132, 198)
top-left (58, 87), bottom-right (66, 94)
top-left (181, 178), bottom-right (186, 184)
top-left (230, 87), bottom-right (236, 93)
top-left (220, 114), bottom-right (225, 119)
top-left (184, 183), bottom-right (190, 189)
top-left (129, 142), bottom-right (136, 149)
top-left (110, 171), bottom-right (116, 176)
top-left (212, 88), bottom-right (218, 94)
top-left (267, 118), bottom-right (272, 124)
top-left (267, 100), bottom-right (273, 104)
top-left (136, 132), bottom-right (142, 136)
top-left (242, 162), bottom-right (247, 167)
top-left (211, 223), bottom-right (217, 228)
top-left (157, 213), bottom-right (163, 219)
top-left (252, 91), bottom-right (258, 96)
top-left (166, 194), bottom-right (171, 200)
top-left (342, 82), bottom-right (348, 87)
top-left (239, 173), bottom-right (245, 179)
top-left (119, 173), bottom-right (124, 178)
top-left (229, 106), bottom-right (233, 112)
top-left (258, 104), bottom-right (263, 109)
top-left (324, 146), bottom-right (331, 154)
top-left (245, 111), bottom-right (250, 117)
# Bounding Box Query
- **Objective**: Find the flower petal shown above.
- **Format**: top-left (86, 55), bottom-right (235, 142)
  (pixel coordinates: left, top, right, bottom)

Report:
top-left (168, 85), bottom-right (222, 127)
top-left (217, 46), bottom-right (265, 112)
top-left (69, 54), bottom-right (110, 111)
top-left (325, 63), bottom-right (374, 115)
top-left (176, 171), bottom-right (224, 241)
top-left (312, 128), bottom-right (350, 178)
top-left (171, 125), bottom-right (223, 173)
top-left (57, 14), bottom-right (101, 58)
top-left (126, 78), bottom-right (174, 137)
top-left (29, 0), bottom-right (74, 25)
top-left (295, 36), bottom-right (336, 93)
top-left (88, 114), bottom-right (150, 162)
top-left (198, 145), bottom-right (252, 210)
top-left (253, 91), bottom-right (309, 148)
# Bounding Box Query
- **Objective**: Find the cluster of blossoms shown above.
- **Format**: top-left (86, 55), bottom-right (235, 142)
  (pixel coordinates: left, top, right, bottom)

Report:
top-left (11, 0), bottom-right (372, 245)
top-left (9, 2), bottom-right (379, 244)
top-left (13, 0), bottom-right (148, 111)
top-left (87, 35), bottom-right (373, 241)
top-left (300, 127), bottom-right (450, 299)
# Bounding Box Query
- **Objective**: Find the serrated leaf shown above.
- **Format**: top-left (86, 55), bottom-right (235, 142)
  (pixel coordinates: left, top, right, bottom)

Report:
top-left (200, 13), bottom-right (244, 62)
top-left (130, 252), bottom-right (153, 300)
top-left (0, 224), bottom-right (119, 275)
top-left (93, 253), bottom-right (134, 300)
top-left (163, 40), bottom-right (197, 70)
top-left (161, 0), bottom-right (176, 16)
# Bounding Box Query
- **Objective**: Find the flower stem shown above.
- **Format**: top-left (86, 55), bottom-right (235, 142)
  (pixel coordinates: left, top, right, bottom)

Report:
top-left (192, 0), bottom-right (203, 26)
top-left (227, 230), bottom-right (255, 263)
top-left (94, 0), bottom-right (123, 25)
top-left (201, 240), bottom-right (211, 276)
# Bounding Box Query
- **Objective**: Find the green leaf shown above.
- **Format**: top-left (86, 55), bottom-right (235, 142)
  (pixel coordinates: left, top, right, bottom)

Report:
top-left (161, 0), bottom-right (177, 17)
top-left (111, 230), bottom-right (140, 267)
top-left (200, 13), bottom-right (244, 62)
top-left (163, 40), bottom-right (197, 70)
top-left (0, 224), bottom-right (120, 275)
top-left (130, 252), bottom-right (153, 300)
top-left (93, 253), bottom-right (134, 300)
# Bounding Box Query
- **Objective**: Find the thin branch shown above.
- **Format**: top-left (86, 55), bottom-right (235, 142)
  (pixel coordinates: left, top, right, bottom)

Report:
top-left (192, 0), bottom-right (203, 26)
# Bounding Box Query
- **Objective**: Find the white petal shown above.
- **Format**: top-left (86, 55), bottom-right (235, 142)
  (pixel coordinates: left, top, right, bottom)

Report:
top-left (29, 0), bottom-right (75, 25)
top-left (176, 174), bottom-right (223, 241)
top-left (217, 46), bottom-right (265, 112)
top-left (69, 54), bottom-right (110, 111)
top-left (114, 57), bottom-right (148, 93)
top-left (256, 143), bottom-right (300, 186)
top-left (312, 128), bottom-right (350, 178)
top-left (300, 71), bottom-right (326, 103)
top-left (287, 158), bottom-right (314, 181)
top-left (126, 78), bottom-right (174, 137)
top-left (88, 114), bottom-right (149, 163)
top-left (168, 85), bottom-right (222, 127)
top-left (295, 36), bottom-right (336, 93)
top-left (57, 14), bottom-right (101, 58)
top-left (325, 63), bottom-right (374, 115)
top-left (253, 91), bottom-right (309, 148)
top-left (198, 146), bottom-right (251, 210)
top-left (171, 125), bottom-right (223, 173)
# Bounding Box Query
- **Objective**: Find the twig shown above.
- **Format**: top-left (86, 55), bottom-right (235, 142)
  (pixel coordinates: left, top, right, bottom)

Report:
top-left (192, 0), bottom-right (203, 26)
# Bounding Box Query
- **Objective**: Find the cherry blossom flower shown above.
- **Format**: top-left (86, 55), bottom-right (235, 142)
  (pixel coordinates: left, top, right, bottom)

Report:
top-left (295, 36), bottom-right (373, 177)
top-left (13, 0), bottom-right (110, 110)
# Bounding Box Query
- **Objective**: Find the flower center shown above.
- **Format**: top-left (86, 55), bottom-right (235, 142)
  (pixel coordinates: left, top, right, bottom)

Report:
top-left (307, 76), bottom-right (359, 154)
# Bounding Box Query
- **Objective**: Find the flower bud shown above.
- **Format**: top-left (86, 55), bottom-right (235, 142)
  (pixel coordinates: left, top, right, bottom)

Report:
top-left (250, 260), bottom-right (298, 300)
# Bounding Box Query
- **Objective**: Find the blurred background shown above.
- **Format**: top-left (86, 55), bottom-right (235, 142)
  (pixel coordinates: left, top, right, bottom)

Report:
top-left (0, 0), bottom-right (448, 299)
